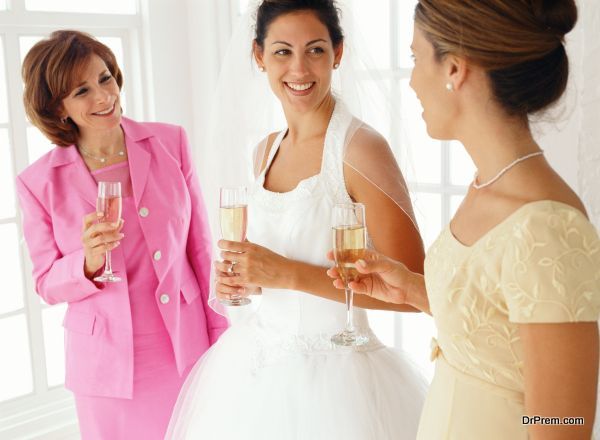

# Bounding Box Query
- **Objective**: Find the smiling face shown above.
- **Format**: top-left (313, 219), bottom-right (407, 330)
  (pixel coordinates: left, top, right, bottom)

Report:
top-left (61, 54), bottom-right (121, 139)
top-left (254, 10), bottom-right (342, 113)
top-left (409, 24), bottom-right (457, 140)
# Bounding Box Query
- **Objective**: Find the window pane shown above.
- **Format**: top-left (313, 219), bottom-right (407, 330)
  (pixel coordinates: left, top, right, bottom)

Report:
top-left (98, 37), bottom-right (124, 70)
top-left (353, 79), bottom-right (391, 140)
top-left (400, 80), bottom-right (441, 184)
top-left (27, 126), bottom-right (54, 164)
top-left (0, 314), bottom-right (33, 401)
top-left (397, 0), bottom-right (419, 68)
top-left (413, 192), bottom-right (442, 250)
top-left (351, 0), bottom-right (390, 69)
top-left (0, 130), bottom-right (16, 219)
top-left (449, 141), bottom-right (476, 186)
top-left (19, 36), bottom-right (43, 65)
top-left (401, 313), bottom-right (436, 380)
top-left (42, 304), bottom-right (67, 387)
top-left (0, 223), bottom-right (25, 314)
top-left (0, 37), bottom-right (8, 123)
top-left (25, 0), bottom-right (136, 14)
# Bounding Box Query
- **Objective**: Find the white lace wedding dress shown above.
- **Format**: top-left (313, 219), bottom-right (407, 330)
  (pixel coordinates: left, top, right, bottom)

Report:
top-left (167, 102), bottom-right (427, 439)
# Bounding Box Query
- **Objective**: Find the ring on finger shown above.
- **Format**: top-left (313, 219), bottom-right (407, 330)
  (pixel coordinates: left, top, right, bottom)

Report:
top-left (228, 261), bottom-right (237, 274)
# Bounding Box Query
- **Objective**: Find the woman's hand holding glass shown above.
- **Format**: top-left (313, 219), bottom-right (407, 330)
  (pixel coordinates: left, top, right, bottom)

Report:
top-left (215, 239), bottom-right (290, 299)
top-left (326, 249), bottom-right (416, 306)
top-left (81, 211), bottom-right (124, 280)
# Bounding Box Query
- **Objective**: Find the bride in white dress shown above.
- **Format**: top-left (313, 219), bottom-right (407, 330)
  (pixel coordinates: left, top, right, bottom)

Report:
top-left (167, 1), bottom-right (427, 438)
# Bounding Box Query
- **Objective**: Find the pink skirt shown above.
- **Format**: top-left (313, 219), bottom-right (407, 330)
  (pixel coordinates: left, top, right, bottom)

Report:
top-left (74, 332), bottom-right (191, 440)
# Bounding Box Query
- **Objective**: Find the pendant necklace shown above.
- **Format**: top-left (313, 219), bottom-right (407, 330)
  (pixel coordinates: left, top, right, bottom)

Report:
top-left (78, 146), bottom-right (125, 164)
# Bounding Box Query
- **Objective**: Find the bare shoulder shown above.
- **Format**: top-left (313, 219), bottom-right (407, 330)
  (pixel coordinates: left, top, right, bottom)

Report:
top-left (346, 122), bottom-right (390, 152)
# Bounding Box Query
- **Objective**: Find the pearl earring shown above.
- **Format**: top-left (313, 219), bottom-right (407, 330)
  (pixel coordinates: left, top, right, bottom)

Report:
top-left (446, 82), bottom-right (454, 92)
top-left (333, 63), bottom-right (340, 69)
top-left (259, 66), bottom-right (265, 72)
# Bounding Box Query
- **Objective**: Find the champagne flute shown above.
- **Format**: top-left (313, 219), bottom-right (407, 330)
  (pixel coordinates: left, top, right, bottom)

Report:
top-left (94, 181), bottom-right (122, 283)
top-left (219, 186), bottom-right (251, 306)
top-left (331, 202), bottom-right (369, 346)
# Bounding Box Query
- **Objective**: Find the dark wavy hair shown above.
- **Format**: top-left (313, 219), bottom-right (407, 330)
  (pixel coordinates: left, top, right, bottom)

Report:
top-left (254, 0), bottom-right (344, 49)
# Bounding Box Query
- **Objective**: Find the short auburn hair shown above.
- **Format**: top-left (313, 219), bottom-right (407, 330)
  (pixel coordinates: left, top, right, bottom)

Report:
top-left (22, 30), bottom-right (123, 147)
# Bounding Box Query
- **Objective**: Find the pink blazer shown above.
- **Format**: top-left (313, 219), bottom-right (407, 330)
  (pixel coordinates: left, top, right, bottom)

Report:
top-left (16, 117), bottom-right (228, 398)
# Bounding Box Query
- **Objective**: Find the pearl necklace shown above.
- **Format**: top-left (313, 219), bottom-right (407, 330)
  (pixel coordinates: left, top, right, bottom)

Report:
top-left (472, 151), bottom-right (544, 190)
top-left (78, 146), bottom-right (125, 164)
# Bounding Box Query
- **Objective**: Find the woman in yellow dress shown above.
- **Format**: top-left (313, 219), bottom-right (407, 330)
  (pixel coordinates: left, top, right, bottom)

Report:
top-left (328, 0), bottom-right (599, 438)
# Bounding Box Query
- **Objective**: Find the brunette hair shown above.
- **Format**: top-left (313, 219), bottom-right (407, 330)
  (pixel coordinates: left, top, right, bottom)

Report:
top-left (22, 30), bottom-right (123, 147)
top-left (254, 0), bottom-right (344, 49)
top-left (414, 0), bottom-right (577, 116)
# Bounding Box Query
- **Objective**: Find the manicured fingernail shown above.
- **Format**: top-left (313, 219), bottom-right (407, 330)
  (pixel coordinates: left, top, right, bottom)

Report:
top-left (238, 288), bottom-right (245, 294)
top-left (357, 259), bottom-right (366, 267)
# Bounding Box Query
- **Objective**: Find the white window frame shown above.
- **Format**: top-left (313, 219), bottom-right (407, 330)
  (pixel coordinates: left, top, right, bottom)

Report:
top-left (0, 1), bottom-right (149, 437)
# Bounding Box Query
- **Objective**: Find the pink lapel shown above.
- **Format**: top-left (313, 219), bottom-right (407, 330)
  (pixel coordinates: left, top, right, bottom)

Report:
top-left (52, 146), bottom-right (98, 208)
top-left (47, 117), bottom-right (154, 209)
top-left (121, 117), bottom-right (152, 207)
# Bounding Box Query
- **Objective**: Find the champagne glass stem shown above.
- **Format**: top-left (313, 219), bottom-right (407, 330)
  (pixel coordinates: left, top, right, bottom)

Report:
top-left (104, 250), bottom-right (113, 275)
top-left (344, 286), bottom-right (355, 333)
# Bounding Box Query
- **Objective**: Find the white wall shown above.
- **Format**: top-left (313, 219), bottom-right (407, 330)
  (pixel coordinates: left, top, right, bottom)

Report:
top-left (579, 0), bottom-right (600, 228)
top-left (501, 0), bottom-right (599, 228)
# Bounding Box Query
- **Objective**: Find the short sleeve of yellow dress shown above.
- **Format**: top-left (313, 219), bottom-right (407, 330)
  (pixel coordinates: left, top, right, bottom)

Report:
top-left (500, 202), bottom-right (600, 323)
top-left (416, 200), bottom-right (600, 440)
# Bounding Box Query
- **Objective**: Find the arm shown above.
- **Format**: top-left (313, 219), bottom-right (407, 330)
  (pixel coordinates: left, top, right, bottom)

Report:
top-left (327, 250), bottom-right (431, 314)
top-left (217, 129), bottom-right (426, 312)
top-left (344, 156), bottom-right (425, 276)
top-left (16, 176), bottom-right (104, 305)
top-left (520, 322), bottom-right (598, 439)
top-left (218, 239), bottom-right (419, 312)
top-left (288, 258), bottom-right (423, 312)
top-left (178, 127), bottom-right (228, 342)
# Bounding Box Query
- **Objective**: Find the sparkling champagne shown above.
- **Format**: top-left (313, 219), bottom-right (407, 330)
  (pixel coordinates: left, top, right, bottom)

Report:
top-left (96, 196), bottom-right (122, 223)
top-left (333, 225), bottom-right (366, 284)
top-left (220, 205), bottom-right (247, 242)
top-left (94, 181), bottom-right (122, 283)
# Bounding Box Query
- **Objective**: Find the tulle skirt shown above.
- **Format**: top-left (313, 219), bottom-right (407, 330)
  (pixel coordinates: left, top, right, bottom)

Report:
top-left (166, 319), bottom-right (427, 440)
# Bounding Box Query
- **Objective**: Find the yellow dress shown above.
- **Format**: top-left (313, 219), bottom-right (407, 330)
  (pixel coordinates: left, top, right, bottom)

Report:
top-left (417, 200), bottom-right (600, 439)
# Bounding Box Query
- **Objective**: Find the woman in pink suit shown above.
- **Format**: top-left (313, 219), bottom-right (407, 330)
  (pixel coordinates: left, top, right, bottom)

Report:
top-left (16, 30), bottom-right (228, 439)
